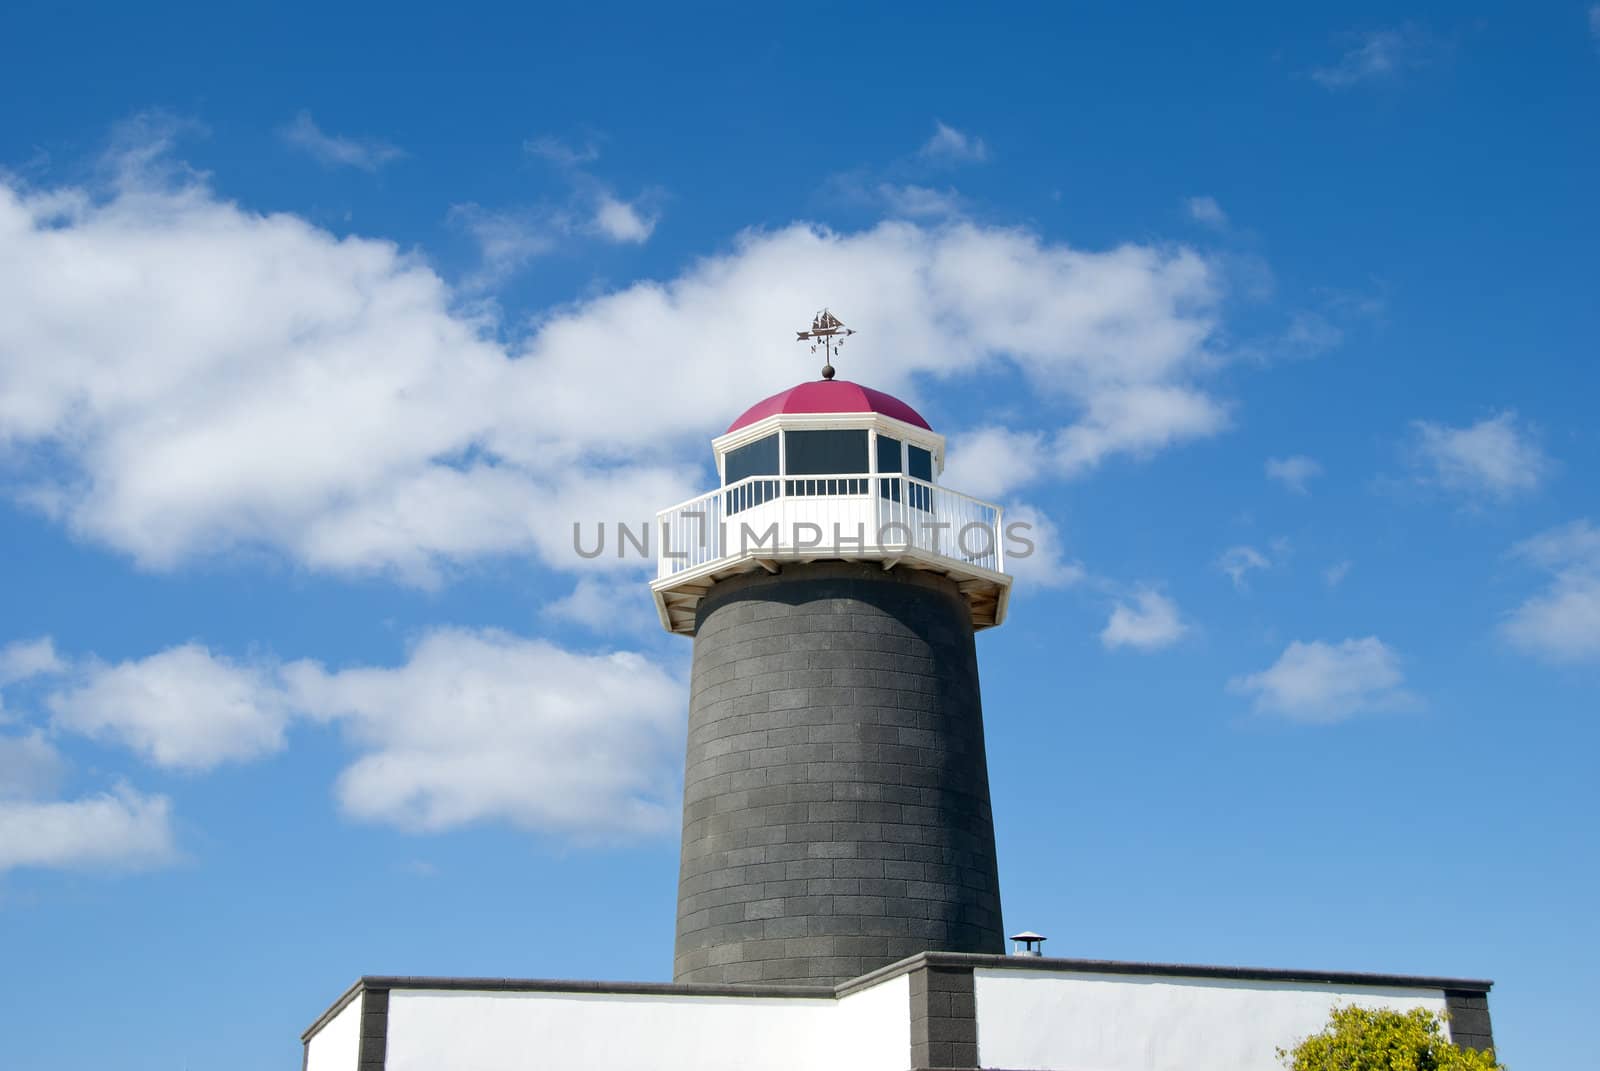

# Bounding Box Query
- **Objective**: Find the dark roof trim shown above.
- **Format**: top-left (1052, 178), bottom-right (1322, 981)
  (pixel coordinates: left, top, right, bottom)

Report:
top-left (303, 975), bottom-right (833, 1040)
top-left (300, 980), bottom-right (364, 1042)
top-left (303, 956), bottom-right (1492, 1041)
top-left (357, 974), bottom-right (835, 999)
top-left (839, 952), bottom-right (1493, 996)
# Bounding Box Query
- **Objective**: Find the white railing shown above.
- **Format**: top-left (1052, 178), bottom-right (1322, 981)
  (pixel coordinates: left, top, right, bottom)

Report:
top-left (656, 474), bottom-right (1004, 579)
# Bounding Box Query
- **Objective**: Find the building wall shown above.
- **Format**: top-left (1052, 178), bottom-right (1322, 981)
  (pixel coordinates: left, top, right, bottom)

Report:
top-left (973, 968), bottom-right (1453, 1071)
top-left (381, 975), bottom-right (909, 1071)
top-left (303, 994), bottom-right (360, 1071)
top-left (675, 562), bottom-right (1005, 985)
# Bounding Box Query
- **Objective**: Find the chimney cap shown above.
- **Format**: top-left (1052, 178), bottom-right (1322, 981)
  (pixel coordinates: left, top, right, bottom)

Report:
top-left (1010, 930), bottom-right (1047, 956)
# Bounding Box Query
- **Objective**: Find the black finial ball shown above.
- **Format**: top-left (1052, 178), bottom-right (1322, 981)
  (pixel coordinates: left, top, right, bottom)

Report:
top-left (821, 363), bottom-right (835, 380)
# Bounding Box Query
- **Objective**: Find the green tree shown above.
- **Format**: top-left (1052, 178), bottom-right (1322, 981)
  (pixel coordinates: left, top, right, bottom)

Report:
top-left (1280, 1005), bottom-right (1504, 1071)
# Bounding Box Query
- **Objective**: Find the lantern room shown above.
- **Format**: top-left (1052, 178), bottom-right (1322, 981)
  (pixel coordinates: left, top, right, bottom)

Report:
top-left (717, 379), bottom-right (943, 513)
top-left (651, 377), bottom-right (1012, 635)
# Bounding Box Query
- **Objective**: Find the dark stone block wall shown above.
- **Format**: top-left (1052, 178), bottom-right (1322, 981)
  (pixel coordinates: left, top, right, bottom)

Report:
top-left (1445, 990), bottom-right (1496, 1052)
top-left (674, 562), bottom-right (1004, 985)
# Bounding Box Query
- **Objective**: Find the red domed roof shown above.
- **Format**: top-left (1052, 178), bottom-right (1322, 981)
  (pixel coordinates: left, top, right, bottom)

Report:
top-left (727, 380), bottom-right (932, 434)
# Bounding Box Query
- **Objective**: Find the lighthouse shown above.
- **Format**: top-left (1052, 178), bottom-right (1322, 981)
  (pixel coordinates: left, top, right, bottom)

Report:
top-left (652, 312), bottom-right (1014, 985)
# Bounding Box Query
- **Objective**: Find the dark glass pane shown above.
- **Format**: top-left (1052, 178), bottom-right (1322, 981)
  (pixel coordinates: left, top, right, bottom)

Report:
top-left (785, 429), bottom-right (868, 475)
top-left (876, 435), bottom-right (903, 473)
top-left (725, 480), bottom-right (777, 515)
top-left (786, 477), bottom-right (868, 496)
top-left (908, 445), bottom-right (933, 482)
top-left (724, 434), bottom-right (779, 485)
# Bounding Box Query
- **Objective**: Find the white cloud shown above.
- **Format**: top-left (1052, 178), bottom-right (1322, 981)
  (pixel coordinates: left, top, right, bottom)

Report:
top-left (919, 121), bottom-right (988, 163)
top-left (0, 158), bottom-right (701, 583)
top-left (1503, 520), bottom-right (1600, 663)
top-left (877, 184), bottom-right (965, 220)
top-left (279, 111), bottom-right (404, 171)
top-left (1280, 311), bottom-right (1344, 359)
top-left (947, 389), bottom-right (1228, 498)
top-left (1311, 26), bottom-right (1436, 89)
top-left (544, 576), bottom-right (656, 634)
top-left (1186, 196), bottom-right (1227, 227)
top-left (26, 627), bottom-right (689, 842)
top-left (449, 193), bottom-right (657, 285)
top-left (1218, 545), bottom-right (1271, 589)
top-left (592, 193), bottom-right (656, 243)
top-left (1266, 454), bottom-right (1322, 494)
top-left (0, 785), bottom-right (176, 873)
top-left (0, 732), bottom-right (66, 799)
top-left (284, 629), bottom-right (684, 838)
top-left (519, 134), bottom-right (658, 249)
top-left (1229, 637), bottom-right (1415, 723)
top-left (524, 135), bottom-right (601, 168)
top-left (0, 137), bottom-right (1233, 590)
top-left (48, 645), bottom-right (290, 771)
top-left (1101, 589), bottom-right (1186, 651)
top-left (944, 427), bottom-right (1049, 499)
top-left (1001, 503), bottom-right (1085, 590)
top-left (0, 636), bottom-right (65, 687)
top-left (1057, 385), bottom-right (1230, 475)
top-left (517, 224), bottom-right (1225, 471)
top-left (0, 678), bottom-right (179, 874)
top-left (1411, 412), bottom-right (1548, 501)
top-left (297, 462), bottom-right (694, 585)
top-left (1325, 560), bottom-right (1353, 588)
top-left (448, 203), bottom-right (559, 285)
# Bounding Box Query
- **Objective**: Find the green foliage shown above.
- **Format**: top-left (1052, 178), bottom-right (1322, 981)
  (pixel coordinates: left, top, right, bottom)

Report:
top-left (1279, 1005), bottom-right (1504, 1071)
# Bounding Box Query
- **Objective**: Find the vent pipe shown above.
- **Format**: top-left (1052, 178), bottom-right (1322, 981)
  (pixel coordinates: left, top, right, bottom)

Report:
top-left (1009, 930), bottom-right (1047, 957)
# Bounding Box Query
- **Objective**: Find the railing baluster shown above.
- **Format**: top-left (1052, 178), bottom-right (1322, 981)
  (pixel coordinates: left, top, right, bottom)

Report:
top-left (657, 473), bottom-right (1003, 578)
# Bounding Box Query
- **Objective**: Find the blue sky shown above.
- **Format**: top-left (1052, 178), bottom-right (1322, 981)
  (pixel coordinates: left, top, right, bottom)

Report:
top-left (1, 2), bottom-right (1596, 1068)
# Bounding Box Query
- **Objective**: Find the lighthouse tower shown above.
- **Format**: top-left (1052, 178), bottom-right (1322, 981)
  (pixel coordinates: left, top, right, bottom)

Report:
top-left (652, 314), bottom-right (1014, 985)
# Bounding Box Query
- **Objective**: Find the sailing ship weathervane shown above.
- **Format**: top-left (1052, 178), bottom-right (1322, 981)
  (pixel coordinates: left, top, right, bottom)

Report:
top-left (796, 308), bottom-right (855, 380)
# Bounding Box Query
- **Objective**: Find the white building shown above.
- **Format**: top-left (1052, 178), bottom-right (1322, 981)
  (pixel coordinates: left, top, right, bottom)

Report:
top-left (304, 952), bottom-right (1494, 1071)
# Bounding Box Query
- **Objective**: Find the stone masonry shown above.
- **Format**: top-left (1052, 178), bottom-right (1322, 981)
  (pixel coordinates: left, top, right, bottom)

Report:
top-left (673, 562), bottom-right (1004, 985)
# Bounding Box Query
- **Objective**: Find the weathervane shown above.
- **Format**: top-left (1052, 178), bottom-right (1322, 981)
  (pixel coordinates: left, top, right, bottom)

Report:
top-left (795, 308), bottom-right (855, 380)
